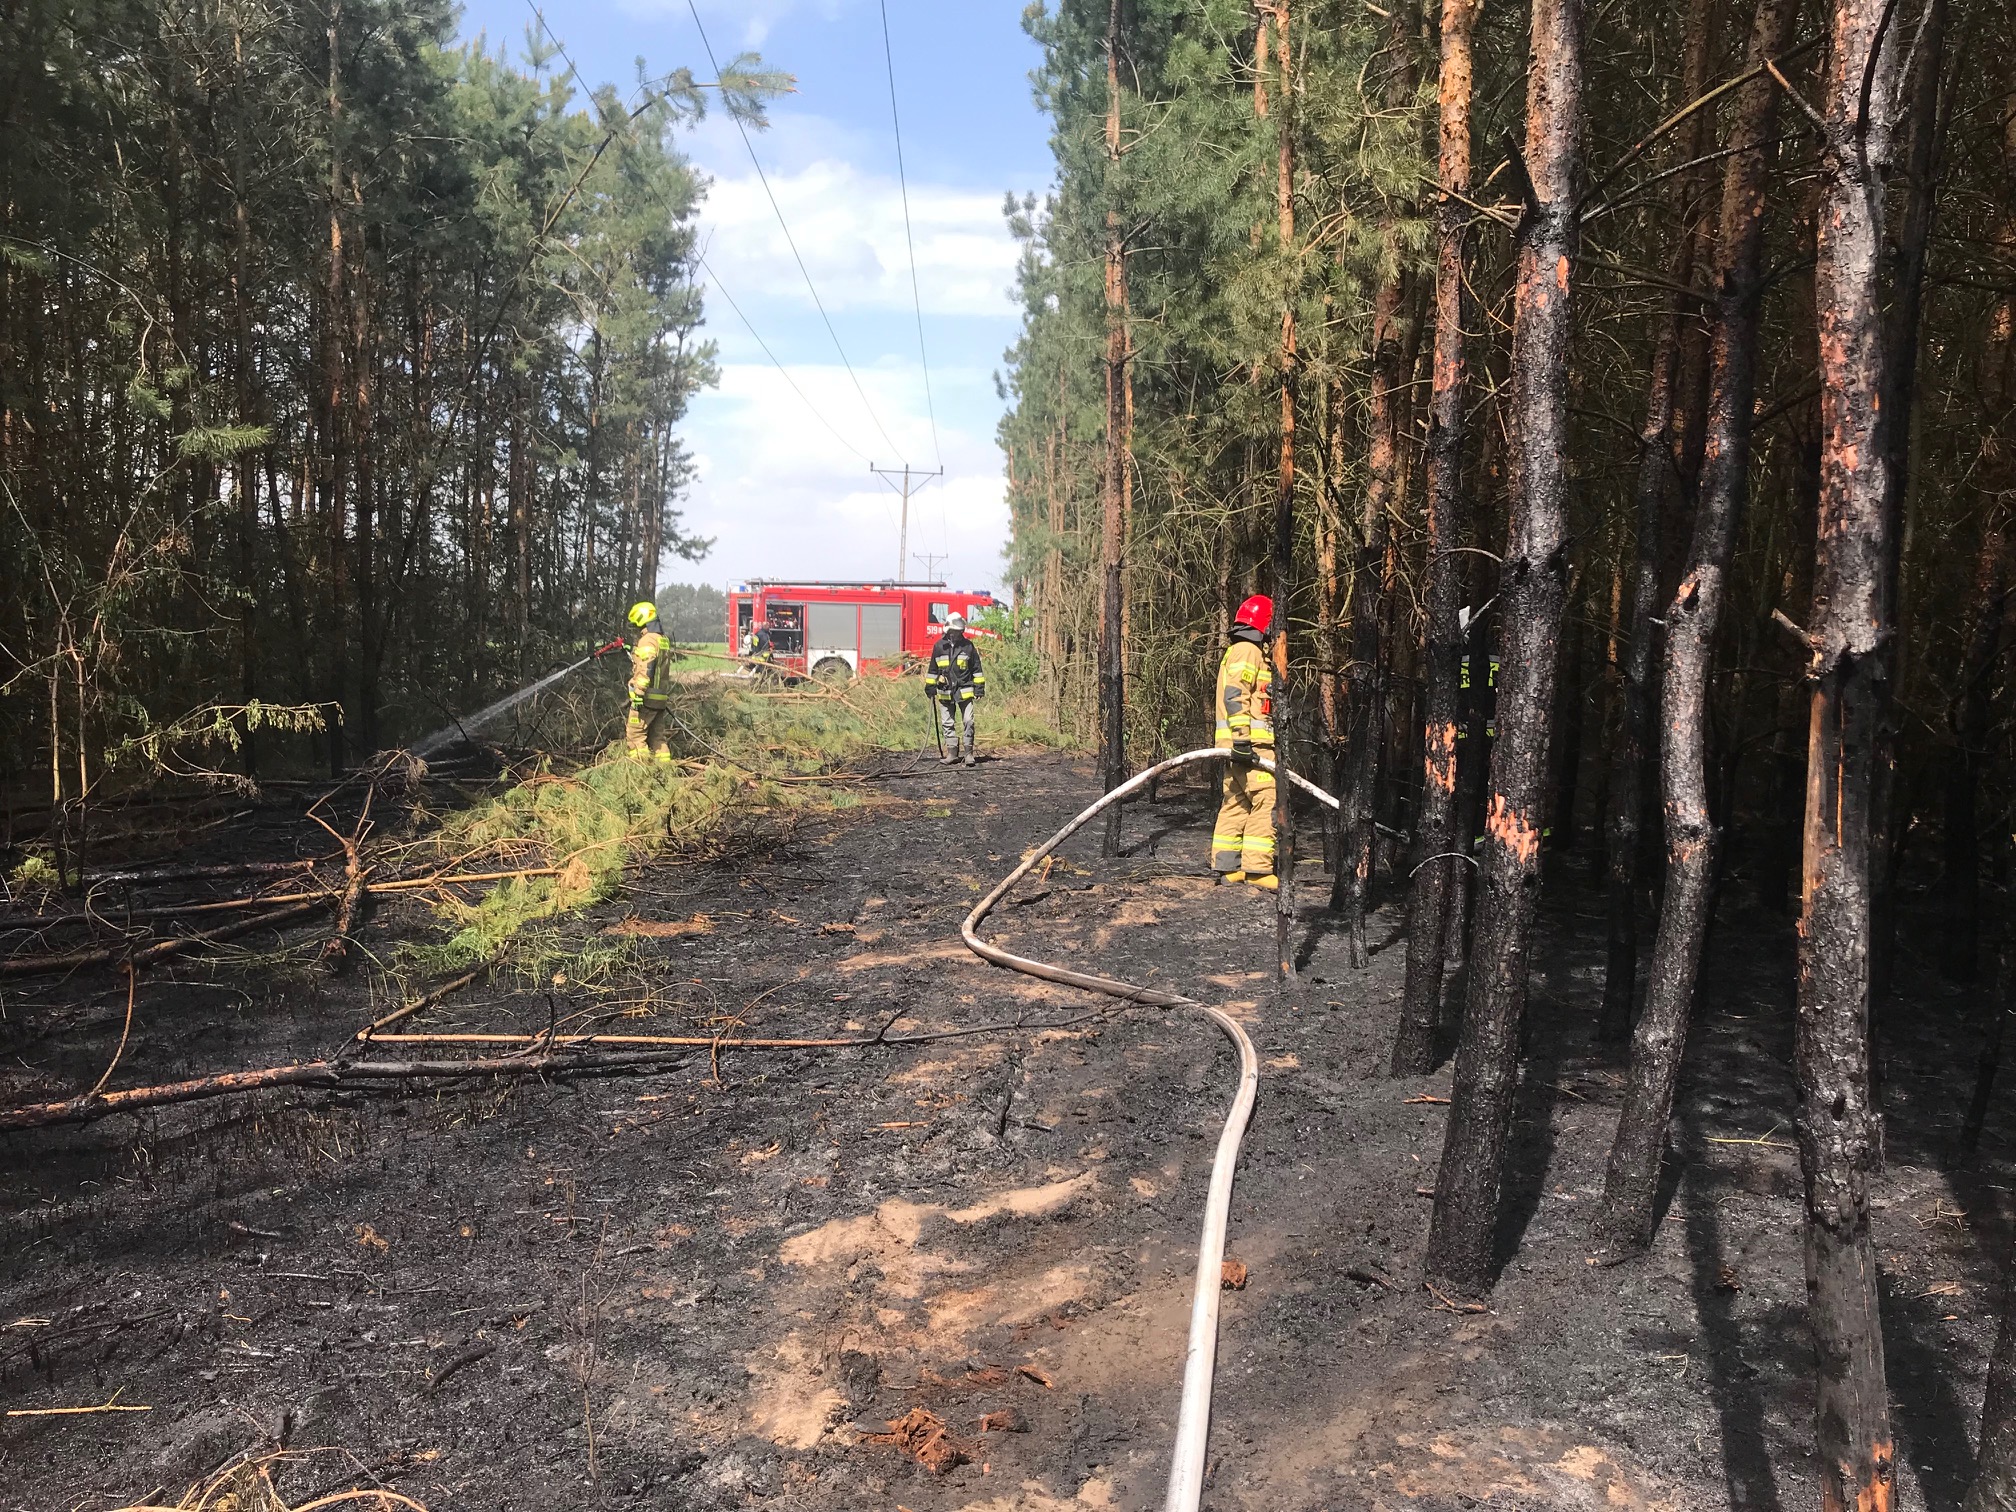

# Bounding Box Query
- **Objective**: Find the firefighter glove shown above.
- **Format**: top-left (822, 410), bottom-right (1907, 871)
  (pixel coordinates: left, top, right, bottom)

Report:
top-left (1231, 737), bottom-right (1257, 767)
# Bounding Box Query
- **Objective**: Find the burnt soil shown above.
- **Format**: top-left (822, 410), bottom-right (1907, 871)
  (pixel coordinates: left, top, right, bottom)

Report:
top-left (1, 751), bottom-right (2010, 1510)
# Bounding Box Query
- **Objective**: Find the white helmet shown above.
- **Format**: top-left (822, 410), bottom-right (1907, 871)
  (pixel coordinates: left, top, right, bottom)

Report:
top-left (946, 612), bottom-right (966, 631)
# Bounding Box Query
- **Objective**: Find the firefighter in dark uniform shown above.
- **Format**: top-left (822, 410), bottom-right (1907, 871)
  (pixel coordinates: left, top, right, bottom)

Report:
top-left (924, 613), bottom-right (986, 766)
top-left (742, 621), bottom-right (775, 665)
top-left (1211, 595), bottom-right (1278, 888)
top-left (625, 601), bottom-right (675, 763)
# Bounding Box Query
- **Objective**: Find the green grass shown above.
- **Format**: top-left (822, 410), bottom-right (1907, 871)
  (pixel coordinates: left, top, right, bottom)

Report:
top-left (661, 641), bottom-right (729, 673)
top-left (403, 670), bottom-right (1072, 974)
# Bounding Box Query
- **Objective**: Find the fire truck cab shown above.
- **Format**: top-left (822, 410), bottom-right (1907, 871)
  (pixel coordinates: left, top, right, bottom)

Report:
top-left (727, 581), bottom-right (999, 680)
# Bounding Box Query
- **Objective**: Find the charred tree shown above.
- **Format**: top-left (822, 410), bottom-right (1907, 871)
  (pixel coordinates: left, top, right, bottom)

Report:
top-left (1871, 0), bottom-right (1949, 999)
top-left (1947, 511), bottom-right (2012, 983)
top-left (1098, 0), bottom-right (1130, 857)
top-left (1395, 0), bottom-right (1475, 1074)
top-left (1424, 0), bottom-right (1582, 1297)
top-left (1270, 0), bottom-right (1299, 985)
top-left (1596, 0), bottom-right (1797, 1255)
top-left (1597, 0), bottom-right (1717, 1042)
top-left (1969, 1224), bottom-right (2016, 1511)
top-left (1338, 4), bottom-right (1421, 971)
top-left (1793, 0), bottom-right (1903, 1500)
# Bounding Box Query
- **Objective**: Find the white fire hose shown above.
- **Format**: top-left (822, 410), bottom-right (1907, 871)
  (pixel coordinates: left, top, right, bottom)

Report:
top-left (961, 748), bottom-right (1340, 1512)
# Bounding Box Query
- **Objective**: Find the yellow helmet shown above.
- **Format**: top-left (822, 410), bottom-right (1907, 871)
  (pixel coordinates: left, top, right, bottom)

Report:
top-left (627, 601), bottom-right (659, 630)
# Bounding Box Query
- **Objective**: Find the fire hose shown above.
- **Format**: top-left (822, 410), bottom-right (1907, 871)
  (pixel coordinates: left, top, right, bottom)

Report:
top-left (960, 747), bottom-right (1341, 1512)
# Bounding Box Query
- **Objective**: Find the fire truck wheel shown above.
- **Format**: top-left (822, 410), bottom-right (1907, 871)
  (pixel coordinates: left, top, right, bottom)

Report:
top-left (811, 657), bottom-right (855, 685)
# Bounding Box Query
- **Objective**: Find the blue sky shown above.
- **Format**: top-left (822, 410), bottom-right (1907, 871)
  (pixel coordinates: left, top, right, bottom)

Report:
top-left (454, 0), bottom-right (1053, 599)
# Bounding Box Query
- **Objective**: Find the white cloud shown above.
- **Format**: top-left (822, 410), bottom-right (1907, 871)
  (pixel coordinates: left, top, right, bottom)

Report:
top-left (618, 0), bottom-right (851, 52)
top-left (696, 159), bottom-right (1019, 319)
top-left (669, 360), bottom-right (1010, 595)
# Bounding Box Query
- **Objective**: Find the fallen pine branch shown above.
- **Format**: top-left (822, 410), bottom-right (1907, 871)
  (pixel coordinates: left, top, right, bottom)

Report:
top-left (0, 898), bottom-right (332, 978)
top-left (0, 1047), bottom-right (698, 1131)
top-left (356, 949), bottom-right (509, 1040)
top-left (311, 788), bottom-right (374, 974)
top-left (0, 1011), bottom-right (1115, 1131)
top-left (79, 856), bottom-right (340, 887)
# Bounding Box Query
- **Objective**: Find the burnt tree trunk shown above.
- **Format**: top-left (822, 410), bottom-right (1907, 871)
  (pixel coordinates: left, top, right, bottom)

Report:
top-left (1969, 1214), bottom-right (2016, 1510)
top-left (1098, 0), bottom-right (1130, 857)
top-left (1870, 0), bottom-right (1948, 1005)
top-left (1423, 0), bottom-right (1582, 1298)
top-left (1596, 0), bottom-right (1796, 1255)
top-left (1795, 0), bottom-right (1902, 1501)
top-left (1947, 513), bottom-right (2011, 983)
top-left (1270, 0), bottom-right (1299, 984)
top-left (1336, 268), bottom-right (1406, 963)
top-left (1395, 0), bottom-right (1475, 1074)
top-left (1340, 2), bottom-right (1421, 969)
top-left (1598, 0), bottom-right (1717, 1042)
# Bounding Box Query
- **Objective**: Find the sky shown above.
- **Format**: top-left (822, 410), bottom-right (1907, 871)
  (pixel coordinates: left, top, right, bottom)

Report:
top-left (453, 0), bottom-right (1054, 600)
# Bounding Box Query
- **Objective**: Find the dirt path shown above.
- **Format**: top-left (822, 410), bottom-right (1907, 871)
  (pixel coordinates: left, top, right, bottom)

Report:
top-left (1, 753), bottom-right (2006, 1509)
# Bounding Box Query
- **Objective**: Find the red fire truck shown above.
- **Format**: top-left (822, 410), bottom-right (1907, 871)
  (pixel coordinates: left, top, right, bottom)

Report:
top-left (725, 581), bottom-right (1000, 679)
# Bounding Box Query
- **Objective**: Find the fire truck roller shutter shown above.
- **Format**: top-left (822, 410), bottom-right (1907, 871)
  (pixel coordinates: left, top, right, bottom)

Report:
top-left (805, 601), bottom-right (862, 681)
top-left (860, 604), bottom-right (902, 660)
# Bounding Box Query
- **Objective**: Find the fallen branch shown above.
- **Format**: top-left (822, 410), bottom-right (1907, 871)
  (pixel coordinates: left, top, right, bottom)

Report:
top-left (7, 1398), bottom-right (151, 1417)
top-left (356, 950), bottom-right (510, 1040)
top-left (364, 1009), bottom-right (1112, 1053)
top-left (0, 1047), bottom-right (698, 1131)
top-left (0, 898), bottom-right (332, 977)
top-left (79, 856), bottom-right (339, 887)
top-left (313, 788), bottom-right (374, 974)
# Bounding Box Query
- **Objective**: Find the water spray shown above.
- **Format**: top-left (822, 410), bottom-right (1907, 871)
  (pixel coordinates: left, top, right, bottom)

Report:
top-left (410, 638), bottom-right (628, 760)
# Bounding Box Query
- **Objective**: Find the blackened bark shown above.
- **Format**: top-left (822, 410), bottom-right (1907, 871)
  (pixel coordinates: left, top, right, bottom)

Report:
top-left (1336, 268), bottom-right (1406, 964)
top-left (1946, 514), bottom-right (2010, 982)
top-left (1395, 0), bottom-right (1475, 1074)
top-left (1597, 0), bottom-right (1796, 1255)
top-left (1271, 0), bottom-right (1299, 984)
top-left (1099, 0), bottom-right (1129, 857)
top-left (1340, 4), bottom-right (1420, 968)
top-left (1871, 0), bottom-right (1947, 1000)
top-left (1424, 0), bottom-right (1581, 1297)
top-left (1598, 0), bottom-right (1717, 1042)
top-left (1963, 937), bottom-right (2014, 1160)
top-left (1968, 1221), bottom-right (2016, 1509)
top-left (1797, 0), bottom-right (1902, 1501)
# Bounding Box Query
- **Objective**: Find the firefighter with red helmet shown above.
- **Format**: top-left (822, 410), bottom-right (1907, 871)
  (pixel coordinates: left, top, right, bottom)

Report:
top-left (1212, 595), bottom-right (1278, 889)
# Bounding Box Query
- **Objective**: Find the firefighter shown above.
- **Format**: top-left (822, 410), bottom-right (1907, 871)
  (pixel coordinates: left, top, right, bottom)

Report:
top-left (741, 620), bottom-right (775, 665)
top-left (1212, 594), bottom-right (1278, 889)
top-left (624, 601), bottom-right (675, 764)
top-left (924, 612), bottom-right (986, 767)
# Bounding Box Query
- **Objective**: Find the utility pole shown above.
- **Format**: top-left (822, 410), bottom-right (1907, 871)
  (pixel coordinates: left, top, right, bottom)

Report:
top-left (871, 464), bottom-right (943, 581)
top-left (912, 551), bottom-right (949, 581)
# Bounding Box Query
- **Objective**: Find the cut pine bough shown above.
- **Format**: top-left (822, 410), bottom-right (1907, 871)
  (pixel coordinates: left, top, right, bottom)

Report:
top-left (961, 746), bottom-right (1336, 1512)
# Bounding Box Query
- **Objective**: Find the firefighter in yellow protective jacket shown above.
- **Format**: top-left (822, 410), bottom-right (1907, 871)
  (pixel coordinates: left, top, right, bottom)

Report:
top-left (1212, 594), bottom-right (1278, 889)
top-left (624, 601), bottom-right (675, 763)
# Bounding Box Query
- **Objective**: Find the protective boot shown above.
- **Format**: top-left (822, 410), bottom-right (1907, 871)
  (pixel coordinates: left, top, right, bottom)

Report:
top-left (1247, 873), bottom-right (1279, 891)
top-left (963, 753), bottom-right (976, 768)
top-left (1219, 871), bottom-right (1247, 885)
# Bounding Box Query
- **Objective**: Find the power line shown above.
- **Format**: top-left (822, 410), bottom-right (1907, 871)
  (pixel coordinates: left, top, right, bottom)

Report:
top-left (684, 0), bottom-right (909, 464)
top-left (697, 254), bottom-right (873, 464)
top-left (522, 3), bottom-right (872, 467)
top-left (877, 0), bottom-right (941, 470)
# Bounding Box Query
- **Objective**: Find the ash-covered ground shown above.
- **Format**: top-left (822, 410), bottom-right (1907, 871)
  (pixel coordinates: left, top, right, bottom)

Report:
top-left (1, 752), bottom-right (2006, 1510)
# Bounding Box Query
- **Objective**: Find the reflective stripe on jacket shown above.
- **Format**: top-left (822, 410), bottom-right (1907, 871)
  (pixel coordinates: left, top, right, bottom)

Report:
top-left (628, 630), bottom-right (673, 708)
top-left (923, 633), bottom-right (985, 702)
top-left (1214, 630), bottom-right (1273, 746)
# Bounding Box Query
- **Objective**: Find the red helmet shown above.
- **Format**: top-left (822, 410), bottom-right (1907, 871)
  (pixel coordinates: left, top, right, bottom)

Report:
top-left (1234, 595), bottom-right (1274, 634)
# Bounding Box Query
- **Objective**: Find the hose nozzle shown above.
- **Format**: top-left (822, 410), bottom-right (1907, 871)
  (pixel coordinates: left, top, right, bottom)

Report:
top-left (591, 636), bottom-right (626, 659)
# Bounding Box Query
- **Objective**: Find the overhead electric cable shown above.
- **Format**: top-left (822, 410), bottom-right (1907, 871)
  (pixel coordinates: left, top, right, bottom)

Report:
top-left (523, 3), bottom-right (872, 466)
top-left (684, 0), bottom-right (910, 464)
top-left (698, 255), bottom-right (874, 464)
top-left (877, 0), bottom-right (942, 469)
